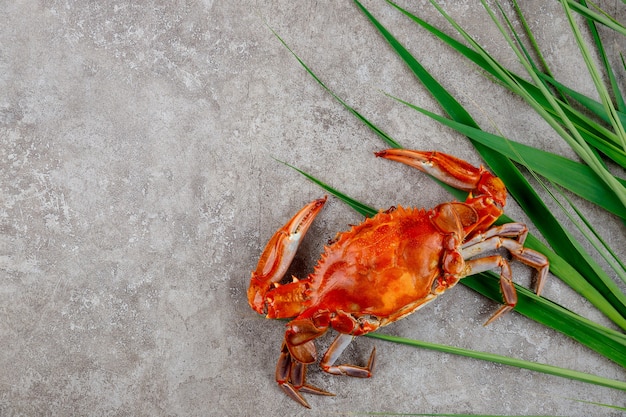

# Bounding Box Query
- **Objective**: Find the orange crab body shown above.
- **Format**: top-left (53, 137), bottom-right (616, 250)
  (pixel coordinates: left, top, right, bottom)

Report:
top-left (267, 206), bottom-right (443, 327)
top-left (312, 206), bottom-right (442, 321)
top-left (248, 150), bottom-right (549, 408)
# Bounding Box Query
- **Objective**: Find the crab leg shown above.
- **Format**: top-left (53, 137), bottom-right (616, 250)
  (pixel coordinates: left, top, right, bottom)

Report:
top-left (248, 197), bottom-right (327, 316)
top-left (462, 234), bottom-right (549, 296)
top-left (275, 341), bottom-right (334, 409)
top-left (460, 232), bottom-right (549, 324)
top-left (320, 333), bottom-right (376, 378)
top-left (463, 255), bottom-right (517, 325)
top-left (461, 222), bottom-right (529, 247)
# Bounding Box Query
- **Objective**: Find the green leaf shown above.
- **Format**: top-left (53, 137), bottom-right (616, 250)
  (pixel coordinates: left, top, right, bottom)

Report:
top-left (559, 0), bottom-right (626, 155)
top-left (579, 0), bottom-right (626, 113)
top-left (567, 398), bottom-right (626, 413)
top-left (366, 331), bottom-right (626, 391)
top-left (274, 158), bottom-right (377, 218)
top-left (566, 0), bottom-right (626, 36)
top-left (511, 1), bottom-right (555, 82)
top-left (264, 23), bottom-right (401, 150)
top-left (539, 74), bottom-right (626, 165)
top-left (391, 98), bottom-right (626, 219)
top-left (542, 73), bottom-right (626, 140)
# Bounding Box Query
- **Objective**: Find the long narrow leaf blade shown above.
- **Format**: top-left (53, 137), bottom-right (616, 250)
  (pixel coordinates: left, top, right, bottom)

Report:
top-left (366, 332), bottom-right (626, 391)
top-left (580, 0), bottom-right (626, 112)
top-left (393, 99), bottom-right (626, 219)
top-left (274, 158), bottom-right (377, 218)
top-left (566, 0), bottom-right (626, 36)
top-left (264, 23), bottom-right (401, 150)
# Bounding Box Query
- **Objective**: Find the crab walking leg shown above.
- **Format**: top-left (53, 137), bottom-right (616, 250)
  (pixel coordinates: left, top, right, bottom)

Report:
top-left (275, 341), bottom-right (333, 409)
top-left (462, 235), bottom-right (549, 296)
top-left (248, 196), bottom-right (327, 315)
top-left (462, 222), bottom-right (529, 247)
top-left (320, 333), bottom-right (376, 378)
top-left (462, 255), bottom-right (517, 325)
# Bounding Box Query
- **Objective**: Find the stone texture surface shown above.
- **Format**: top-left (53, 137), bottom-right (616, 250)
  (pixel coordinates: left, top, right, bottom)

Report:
top-left (1, 1), bottom-right (625, 415)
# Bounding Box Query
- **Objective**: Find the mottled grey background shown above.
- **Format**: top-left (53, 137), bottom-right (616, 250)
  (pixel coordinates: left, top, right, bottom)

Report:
top-left (1, 1), bottom-right (625, 416)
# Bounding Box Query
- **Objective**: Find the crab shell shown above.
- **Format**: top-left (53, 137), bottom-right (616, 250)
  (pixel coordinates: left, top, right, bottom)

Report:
top-left (266, 204), bottom-right (461, 327)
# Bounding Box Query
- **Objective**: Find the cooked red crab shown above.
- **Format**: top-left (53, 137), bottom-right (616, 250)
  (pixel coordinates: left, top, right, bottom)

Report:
top-left (248, 149), bottom-right (549, 408)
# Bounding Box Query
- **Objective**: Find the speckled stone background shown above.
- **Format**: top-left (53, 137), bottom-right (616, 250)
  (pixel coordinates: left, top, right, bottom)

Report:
top-left (1, 1), bottom-right (625, 415)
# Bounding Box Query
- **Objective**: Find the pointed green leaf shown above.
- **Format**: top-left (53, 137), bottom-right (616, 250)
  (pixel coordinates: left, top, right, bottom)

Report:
top-left (566, 0), bottom-right (626, 36)
top-left (579, 0), bottom-right (626, 112)
top-left (393, 99), bottom-right (626, 219)
top-left (366, 331), bottom-right (626, 391)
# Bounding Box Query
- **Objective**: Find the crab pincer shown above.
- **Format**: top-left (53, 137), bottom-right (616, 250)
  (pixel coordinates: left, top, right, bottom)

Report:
top-left (248, 196), bottom-right (327, 317)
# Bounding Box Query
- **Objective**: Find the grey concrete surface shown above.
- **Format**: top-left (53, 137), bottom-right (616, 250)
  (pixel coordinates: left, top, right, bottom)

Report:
top-left (1, 1), bottom-right (625, 415)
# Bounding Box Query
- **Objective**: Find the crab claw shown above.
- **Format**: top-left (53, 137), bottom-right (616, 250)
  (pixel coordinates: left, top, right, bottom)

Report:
top-left (248, 197), bottom-right (327, 315)
top-left (375, 149), bottom-right (506, 208)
